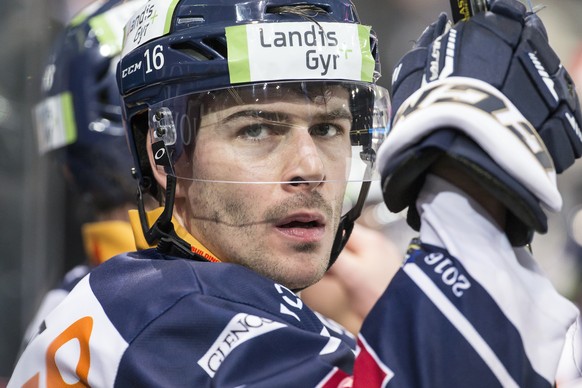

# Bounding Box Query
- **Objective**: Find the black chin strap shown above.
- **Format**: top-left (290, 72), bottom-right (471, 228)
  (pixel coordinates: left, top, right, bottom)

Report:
top-left (136, 173), bottom-right (371, 267)
top-left (328, 180), bottom-right (371, 269)
top-left (136, 175), bottom-right (206, 261)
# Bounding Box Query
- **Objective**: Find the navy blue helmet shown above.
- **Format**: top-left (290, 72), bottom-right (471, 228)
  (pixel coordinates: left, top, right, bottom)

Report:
top-left (35, 0), bottom-right (144, 213)
top-left (117, 0), bottom-right (391, 263)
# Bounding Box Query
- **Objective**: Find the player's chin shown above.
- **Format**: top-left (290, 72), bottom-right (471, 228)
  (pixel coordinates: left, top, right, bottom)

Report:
top-left (275, 248), bottom-right (330, 290)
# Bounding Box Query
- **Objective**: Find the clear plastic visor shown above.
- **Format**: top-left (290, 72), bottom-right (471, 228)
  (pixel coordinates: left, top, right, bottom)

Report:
top-left (148, 81), bottom-right (390, 186)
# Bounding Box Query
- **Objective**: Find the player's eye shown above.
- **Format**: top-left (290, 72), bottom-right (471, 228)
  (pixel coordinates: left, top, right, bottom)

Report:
top-left (237, 123), bottom-right (274, 141)
top-left (310, 123), bottom-right (343, 138)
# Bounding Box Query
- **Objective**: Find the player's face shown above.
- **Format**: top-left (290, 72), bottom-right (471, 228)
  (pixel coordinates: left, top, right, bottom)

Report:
top-left (176, 86), bottom-right (352, 290)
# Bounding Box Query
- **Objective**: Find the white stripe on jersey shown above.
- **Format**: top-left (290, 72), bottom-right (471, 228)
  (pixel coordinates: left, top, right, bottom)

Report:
top-left (9, 275), bottom-right (128, 388)
top-left (404, 263), bottom-right (519, 388)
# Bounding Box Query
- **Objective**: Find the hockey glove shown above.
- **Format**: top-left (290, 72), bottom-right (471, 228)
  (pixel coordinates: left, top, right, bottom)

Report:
top-left (391, 0), bottom-right (582, 173)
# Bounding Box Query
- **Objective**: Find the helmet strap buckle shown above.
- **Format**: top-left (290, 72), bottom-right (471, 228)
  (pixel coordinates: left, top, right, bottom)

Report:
top-left (136, 174), bottom-right (206, 261)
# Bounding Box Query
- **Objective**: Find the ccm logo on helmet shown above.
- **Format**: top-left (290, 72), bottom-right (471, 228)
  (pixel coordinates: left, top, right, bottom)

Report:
top-left (121, 61), bottom-right (142, 78)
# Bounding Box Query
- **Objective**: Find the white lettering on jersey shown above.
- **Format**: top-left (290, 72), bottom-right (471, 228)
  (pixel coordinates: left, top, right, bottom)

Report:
top-left (424, 252), bottom-right (472, 297)
top-left (198, 313), bottom-right (286, 378)
top-left (275, 283), bottom-right (304, 321)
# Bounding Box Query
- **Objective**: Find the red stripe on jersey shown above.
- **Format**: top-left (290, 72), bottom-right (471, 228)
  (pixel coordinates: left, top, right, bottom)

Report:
top-left (353, 336), bottom-right (393, 387)
top-left (320, 367), bottom-right (353, 388)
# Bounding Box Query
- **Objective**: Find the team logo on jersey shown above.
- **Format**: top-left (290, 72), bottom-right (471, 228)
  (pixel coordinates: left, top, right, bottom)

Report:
top-left (197, 313), bottom-right (286, 377)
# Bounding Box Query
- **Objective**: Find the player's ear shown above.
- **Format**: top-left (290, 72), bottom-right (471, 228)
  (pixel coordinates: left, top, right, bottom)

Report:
top-left (145, 130), bottom-right (187, 199)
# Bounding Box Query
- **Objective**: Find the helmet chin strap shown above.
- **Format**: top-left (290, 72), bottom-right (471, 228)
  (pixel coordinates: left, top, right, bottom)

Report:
top-left (328, 149), bottom-right (376, 269)
top-left (328, 180), bottom-right (371, 269)
top-left (135, 168), bottom-right (372, 268)
top-left (136, 174), bottom-right (206, 261)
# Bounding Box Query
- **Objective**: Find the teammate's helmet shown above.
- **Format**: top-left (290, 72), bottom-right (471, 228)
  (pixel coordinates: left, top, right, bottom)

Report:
top-left (34, 0), bottom-right (143, 213)
top-left (117, 0), bottom-right (390, 263)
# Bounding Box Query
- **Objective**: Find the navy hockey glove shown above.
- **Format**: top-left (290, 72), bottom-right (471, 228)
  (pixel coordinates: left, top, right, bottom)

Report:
top-left (391, 0), bottom-right (582, 173)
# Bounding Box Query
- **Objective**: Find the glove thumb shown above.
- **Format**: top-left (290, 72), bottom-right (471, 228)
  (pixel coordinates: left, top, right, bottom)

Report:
top-left (414, 12), bottom-right (450, 49)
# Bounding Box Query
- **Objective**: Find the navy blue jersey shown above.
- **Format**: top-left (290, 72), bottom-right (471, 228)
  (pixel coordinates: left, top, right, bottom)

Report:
top-left (10, 238), bottom-right (574, 387)
top-left (10, 249), bottom-right (358, 387)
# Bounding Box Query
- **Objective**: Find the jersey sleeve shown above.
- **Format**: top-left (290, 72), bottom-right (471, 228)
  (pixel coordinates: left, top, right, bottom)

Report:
top-left (353, 242), bottom-right (578, 387)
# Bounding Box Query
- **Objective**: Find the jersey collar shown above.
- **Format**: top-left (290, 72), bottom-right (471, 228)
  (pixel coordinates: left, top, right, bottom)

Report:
top-left (128, 207), bottom-right (221, 262)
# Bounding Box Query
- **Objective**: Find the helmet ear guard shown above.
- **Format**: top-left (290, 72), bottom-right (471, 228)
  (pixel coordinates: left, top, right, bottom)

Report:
top-left (128, 111), bottom-right (197, 257)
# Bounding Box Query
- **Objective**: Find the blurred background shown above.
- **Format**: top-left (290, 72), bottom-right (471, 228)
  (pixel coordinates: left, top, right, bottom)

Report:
top-left (0, 0), bottom-right (581, 383)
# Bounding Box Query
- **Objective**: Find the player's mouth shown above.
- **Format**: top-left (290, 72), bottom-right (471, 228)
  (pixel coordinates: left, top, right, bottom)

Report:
top-left (274, 212), bottom-right (326, 242)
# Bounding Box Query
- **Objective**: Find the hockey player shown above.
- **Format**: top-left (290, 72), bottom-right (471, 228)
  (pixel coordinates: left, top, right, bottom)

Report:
top-left (23, 0), bottom-right (391, 351)
top-left (9, 0), bottom-right (582, 387)
top-left (21, 0), bottom-right (145, 348)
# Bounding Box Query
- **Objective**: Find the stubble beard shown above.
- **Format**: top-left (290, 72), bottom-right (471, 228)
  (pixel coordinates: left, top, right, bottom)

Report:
top-left (185, 181), bottom-right (342, 289)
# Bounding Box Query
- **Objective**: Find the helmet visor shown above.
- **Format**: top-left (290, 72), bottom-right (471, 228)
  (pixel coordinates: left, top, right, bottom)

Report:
top-left (148, 81), bottom-right (390, 187)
